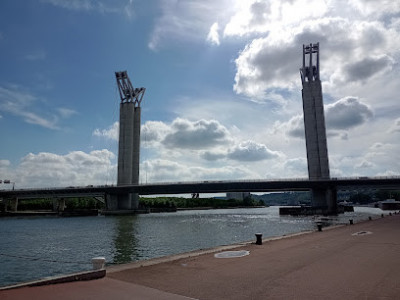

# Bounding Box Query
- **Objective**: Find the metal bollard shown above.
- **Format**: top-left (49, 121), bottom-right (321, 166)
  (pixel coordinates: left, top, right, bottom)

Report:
top-left (349, 219), bottom-right (353, 225)
top-left (92, 257), bottom-right (106, 270)
top-left (255, 233), bottom-right (263, 245)
top-left (368, 216), bottom-right (372, 221)
top-left (317, 224), bottom-right (322, 232)
top-left (381, 214), bottom-right (384, 218)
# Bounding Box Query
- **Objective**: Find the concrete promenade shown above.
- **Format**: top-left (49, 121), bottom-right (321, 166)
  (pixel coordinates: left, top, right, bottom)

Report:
top-left (1, 213), bottom-right (400, 299)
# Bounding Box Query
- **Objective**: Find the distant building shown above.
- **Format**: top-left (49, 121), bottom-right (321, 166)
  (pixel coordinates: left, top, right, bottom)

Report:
top-left (226, 192), bottom-right (251, 201)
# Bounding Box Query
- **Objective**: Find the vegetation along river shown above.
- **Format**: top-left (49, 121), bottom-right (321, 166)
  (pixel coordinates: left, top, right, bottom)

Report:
top-left (0, 206), bottom-right (385, 287)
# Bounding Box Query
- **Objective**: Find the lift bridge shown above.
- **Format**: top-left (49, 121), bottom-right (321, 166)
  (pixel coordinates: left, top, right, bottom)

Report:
top-left (2, 45), bottom-right (400, 214)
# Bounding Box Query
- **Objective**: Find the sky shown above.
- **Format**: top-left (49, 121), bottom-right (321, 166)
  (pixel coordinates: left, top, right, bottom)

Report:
top-left (0, 0), bottom-right (399, 189)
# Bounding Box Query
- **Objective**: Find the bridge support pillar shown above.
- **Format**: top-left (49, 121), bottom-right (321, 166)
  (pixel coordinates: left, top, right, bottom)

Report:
top-left (311, 188), bottom-right (326, 208)
top-left (311, 187), bottom-right (337, 215)
top-left (326, 187), bottom-right (337, 215)
top-left (116, 193), bottom-right (139, 210)
top-left (9, 197), bottom-right (18, 212)
top-left (131, 193), bottom-right (139, 210)
top-left (104, 193), bottom-right (139, 213)
top-left (58, 198), bottom-right (66, 212)
top-left (105, 194), bottom-right (119, 211)
top-left (118, 194), bottom-right (132, 210)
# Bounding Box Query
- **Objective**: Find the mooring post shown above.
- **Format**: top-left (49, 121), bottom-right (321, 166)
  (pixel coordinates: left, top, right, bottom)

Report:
top-left (255, 233), bottom-right (262, 245)
top-left (92, 257), bottom-right (106, 270)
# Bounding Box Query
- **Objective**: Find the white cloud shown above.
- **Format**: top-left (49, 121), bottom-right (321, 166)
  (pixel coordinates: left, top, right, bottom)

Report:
top-left (0, 86), bottom-right (60, 129)
top-left (274, 97), bottom-right (373, 143)
top-left (343, 55), bottom-right (394, 83)
top-left (41, 0), bottom-right (135, 17)
top-left (224, 0), bottom-right (330, 37)
top-left (363, 143), bottom-right (399, 175)
top-left (23, 112), bottom-right (59, 129)
top-left (148, 0), bottom-right (233, 50)
top-left (42, 0), bottom-right (93, 11)
top-left (57, 107), bottom-right (78, 119)
top-left (274, 115), bottom-right (304, 139)
top-left (227, 140), bottom-right (281, 161)
top-left (0, 159), bottom-right (10, 168)
top-left (142, 158), bottom-right (254, 183)
top-left (349, 0), bottom-right (400, 17)
top-left (93, 118), bottom-right (233, 149)
top-left (162, 118), bottom-right (232, 149)
top-left (283, 157), bottom-right (308, 176)
top-left (234, 38), bottom-right (299, 98)
top-left (233, 14), bottom-right (400, 103)
top-left (200, 150), bottom-right (227, 161)
top-left (207, 22), bottom-right (220, 46)
top-left (325, 97), bottom-right (373, 130)
top-left (13, 150), bottom-right (116, 188)
top-left (199, 141), bottom-right (282, 162)
top-left (94, 117), bottom-right (288, 182)
top-left (142, 120), bottom-right (172, 145)
top-left (93, 121), bottom-right (119, 140)
top-left (390, 118), bottom-right (400, 133)
top-left (355, 160), bottom-right (375, 169)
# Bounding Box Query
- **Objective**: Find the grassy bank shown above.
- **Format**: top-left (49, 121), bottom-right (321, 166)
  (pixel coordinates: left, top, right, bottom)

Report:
top-left (140, 196), bottom-right (264, 209)
top-left (2, 196), bottom-right (264, 211)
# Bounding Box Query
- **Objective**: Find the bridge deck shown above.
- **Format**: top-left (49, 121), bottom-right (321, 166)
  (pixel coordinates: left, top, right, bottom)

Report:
top-left (1, 177), bottom-right (400, 199)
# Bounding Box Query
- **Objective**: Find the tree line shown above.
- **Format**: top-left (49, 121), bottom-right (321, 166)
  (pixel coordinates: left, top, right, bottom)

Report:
top-left (3, 195), bottom-right (264, 211)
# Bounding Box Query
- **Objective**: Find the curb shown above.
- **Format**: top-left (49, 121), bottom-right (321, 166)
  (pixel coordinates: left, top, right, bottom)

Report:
top-left (0, 269), bottom-right (106, 291)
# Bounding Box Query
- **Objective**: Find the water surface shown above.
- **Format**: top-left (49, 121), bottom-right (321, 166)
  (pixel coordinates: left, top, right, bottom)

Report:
top-left (0, 206), bottom-right (384, 287)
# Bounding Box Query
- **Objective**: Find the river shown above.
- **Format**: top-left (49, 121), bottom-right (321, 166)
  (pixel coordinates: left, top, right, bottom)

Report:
top-left (0, 206), bottom-right (385, 287)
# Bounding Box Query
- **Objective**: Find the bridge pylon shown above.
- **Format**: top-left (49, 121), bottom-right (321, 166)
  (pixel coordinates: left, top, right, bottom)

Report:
top-left (109, 71), bottom-right (145, 211)
top-left (300, 43), bottom-right (336, 214)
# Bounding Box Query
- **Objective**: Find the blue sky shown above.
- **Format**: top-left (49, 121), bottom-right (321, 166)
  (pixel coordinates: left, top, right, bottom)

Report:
top-left (1, 0), bottom-right (400, 188)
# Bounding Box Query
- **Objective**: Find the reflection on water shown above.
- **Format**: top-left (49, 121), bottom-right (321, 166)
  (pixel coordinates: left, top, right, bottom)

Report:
top-left (0, 206), bottom-right (386, 287)
top-left (113, 216), bottom-right (139, 264)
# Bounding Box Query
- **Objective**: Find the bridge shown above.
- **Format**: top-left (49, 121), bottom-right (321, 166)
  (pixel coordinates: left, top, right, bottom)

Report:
top-left (1, 176), bottom-right (399, 202)
top-left (2, 44), bottom-right (399, 214)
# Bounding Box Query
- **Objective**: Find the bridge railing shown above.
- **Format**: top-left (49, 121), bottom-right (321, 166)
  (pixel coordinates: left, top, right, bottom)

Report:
top-left (1, 175), bottom-right (400, 194)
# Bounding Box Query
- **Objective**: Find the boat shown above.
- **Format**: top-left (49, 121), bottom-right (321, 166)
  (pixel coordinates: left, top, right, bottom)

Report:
top-left (378, 199), bottom-right (400, 210)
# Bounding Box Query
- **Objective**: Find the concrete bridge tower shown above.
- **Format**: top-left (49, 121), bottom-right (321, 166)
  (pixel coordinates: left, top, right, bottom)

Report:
top-left (115, 71), bottom-right (145, 210)
top-left (300, 43), bottom-right (336, 213)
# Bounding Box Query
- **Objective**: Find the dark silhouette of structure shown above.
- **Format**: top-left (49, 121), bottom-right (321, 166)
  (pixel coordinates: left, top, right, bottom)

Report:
top-left (300, 43), bottom-right (336, 213)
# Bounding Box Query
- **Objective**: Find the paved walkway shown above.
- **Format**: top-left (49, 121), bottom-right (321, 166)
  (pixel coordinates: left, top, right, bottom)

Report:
top-left (2, 213), bottom-right (400, 299)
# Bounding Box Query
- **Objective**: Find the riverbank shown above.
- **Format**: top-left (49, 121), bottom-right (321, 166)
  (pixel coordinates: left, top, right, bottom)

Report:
top-left (0, 205), bottom-right (268, 217)
top-left (0, 209), bottom-right (99, 217)
top-left (176, 205), bottom-right (266, 211)
top-left (1, 212), bottom-right (399, 299)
